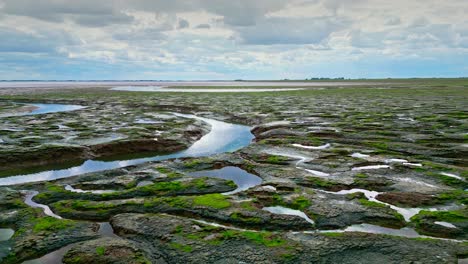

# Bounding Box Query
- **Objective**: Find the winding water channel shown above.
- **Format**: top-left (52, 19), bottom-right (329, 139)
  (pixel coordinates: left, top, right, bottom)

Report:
top-left (0, 102), bottom-right (465, 263)
top-left (0, 110), bottom-right (254, 186)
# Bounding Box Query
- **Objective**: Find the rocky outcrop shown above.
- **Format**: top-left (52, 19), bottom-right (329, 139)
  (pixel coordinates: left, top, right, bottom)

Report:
top-left (63, 237), bottom-right (154, 264)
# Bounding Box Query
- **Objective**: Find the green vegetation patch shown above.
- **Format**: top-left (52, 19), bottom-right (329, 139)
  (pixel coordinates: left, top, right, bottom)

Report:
top-left (436, 190), bottom-right (468, 204)
top-left (193, 194), bottom-right (231, 209)
top-left (96, 246), bottom-right (106, 256)
top-left (33, 217), bottom-right (75, 233)
top-left (411, 210), bottom-right (467, 223)
top-left (290, 196), bottom-right (311, 210)
top-left (230, 212), bottom-right (262, 224)
top-left (169, 242), bottom-right (193, 252)
top-left (358, 198), bottom-right (387, 208)
top-left (321, 232), bottom-right (345, 237)
top-left (222, 230), bottom-right (286, 247)
top-left (303, 177), bottom-right (342, 189)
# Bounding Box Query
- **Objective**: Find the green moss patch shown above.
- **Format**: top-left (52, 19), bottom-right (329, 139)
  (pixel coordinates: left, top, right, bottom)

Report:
top-left (32, 217), bottom-right (75, 233)
top-left (193, 194), bottom-right (231, 209)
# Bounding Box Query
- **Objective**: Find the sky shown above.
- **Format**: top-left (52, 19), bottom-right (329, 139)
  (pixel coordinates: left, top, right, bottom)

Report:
top-left (0, 0), bottom-right (467, 80)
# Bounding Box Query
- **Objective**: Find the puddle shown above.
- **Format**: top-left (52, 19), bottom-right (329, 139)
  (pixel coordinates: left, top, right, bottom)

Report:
top-left (292, 223), bottom-right (466, 243)
top-left (98, 222), bottom-right (118, 238)
top-left (0, 228), bottom-right (14, 241)
top-left (328, 188), bottom-right (424, 222)
top-left (434, 221), bottom-right (457, 228)
top-left (263, 206), bottom-right (314, 224)
top-left (351, 165), bottom-right (391, 171)
top-left (136, 181), bottom-right (154, 187)
top-left (342, 224), bottom-right (421, 238)
top-left (23, 191), bottom-right (62, 219)
top-left (440, 172), bottom-right (463, 180)
top-left (64, 185), bottom-right (115, 194)
top-left (403, 163), bottom-right (423, 167)
top-left (188, 166), bottom-right (262, 195)
top-left (305, 169), bottom-right (330, 177)
top-left (134, 119), bottom-right (164, 124)
top-left (292, 143), bottom-right (330, 150)
top-left (0, 113), bottom-right (254, 186)
top-left (192, 219), bottom-right (256, 232)
top-left (384, 159), bottom-right (408, 164)
top-left (324, 188), bottom-right (460, 222)
top-left (1, 103), bottom-right (86, 118)
top-left (351, 153), bottom-right (370, 159)
top-left (265, 150), bottom-right (312, 167)
top-left (314, 223), bottom-right (465, 242)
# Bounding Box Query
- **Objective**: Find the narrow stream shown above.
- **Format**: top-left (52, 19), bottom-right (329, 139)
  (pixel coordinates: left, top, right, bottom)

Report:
top-left (0, 111), bottom-right (254, 186)
top-left (2, 103), bottom-right (257, 264)
top-left (23, 191), bottom-right (62, 219)
top-left (3, 102), bottom-right (465, 263)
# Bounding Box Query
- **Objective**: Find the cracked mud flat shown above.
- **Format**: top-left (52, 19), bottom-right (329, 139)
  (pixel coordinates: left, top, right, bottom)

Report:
top-left (0, 79), bottom-right (467, 263)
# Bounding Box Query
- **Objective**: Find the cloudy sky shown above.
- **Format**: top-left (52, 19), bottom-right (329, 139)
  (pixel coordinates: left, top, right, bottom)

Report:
top-left (0, 0), bottom-right (467, 80)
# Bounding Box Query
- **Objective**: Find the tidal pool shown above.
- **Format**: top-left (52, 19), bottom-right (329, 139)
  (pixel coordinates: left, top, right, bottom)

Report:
top-left (188, 166), bottom-right (262, 195)
top-left (342, 224), bottom-right (421, 238)
top-left (324, 188), bottom-right (461, 222)
top-left (0, 113), bottom-right (254, 186)
top-left (24, 103), bottom-right (86, 116)
top-left (65, 185), bottom-right (115, 194)
top-left (315, 223), bottom-right (465, 242)
top-left (263, 206), bottom-right (314, 224)
top-left (98, 222), bottom-right (118, 238)
top-left (0, 228), bottom-right (14, 241)
top-left (0, 103), bottom-right (85, 118)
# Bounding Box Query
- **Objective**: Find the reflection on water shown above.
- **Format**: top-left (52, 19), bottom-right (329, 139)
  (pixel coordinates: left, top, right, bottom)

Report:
top-left (24, 191), bottom-right (62, 219)
top-left (0, 103), bottom-right (85, 118)
top-left (188, 166), bottom-right (262, 195)
top-left (343, 224), bottom-right (420, 238)
top-left (263, 206), bottom-right (314, 224)
top-left (324, 188), bottom-right (461, 222)
top-left (25, 103), bottom-right (86, 116)
top-left (98, 222), bottom-right (118, 238)
top-left (22, 244), bottom-right (74, 264)
top-left (65, 185), bottom-right (115, 194)
top-left (0, 113), bottom-right (254, 186)
top-left (0, 229), bottom-right (14, 241)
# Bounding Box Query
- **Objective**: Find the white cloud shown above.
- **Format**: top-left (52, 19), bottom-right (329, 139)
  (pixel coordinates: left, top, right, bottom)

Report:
top-left (0, 0), bottom-right (466, 79)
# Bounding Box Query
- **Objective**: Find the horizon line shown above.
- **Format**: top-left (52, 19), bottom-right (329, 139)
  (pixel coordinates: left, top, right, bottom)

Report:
top-left (1, 77), bottom-right (467, 82)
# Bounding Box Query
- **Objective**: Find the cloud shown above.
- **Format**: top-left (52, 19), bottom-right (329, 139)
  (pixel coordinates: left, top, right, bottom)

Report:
top-left (0, 0), bottom-right (467, 79)
top-left (0, 27), bottom-right (77, 53)
top-left (177, 18), bottom-right (190, 29)
top-left (1, 0), bottom-right (134, 27)
top-left (196, 24), bottom-right (211, 29)
top-left (385, 17), bottom-right (401, 26)
top-left (237, 17), bottom-right (343, 45)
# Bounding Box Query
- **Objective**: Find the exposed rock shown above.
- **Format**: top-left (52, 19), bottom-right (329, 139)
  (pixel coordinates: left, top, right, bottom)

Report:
top-left (376, 192), bottom-right (436, 207)
top-left (63, 237), bottom-right (154, 264)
